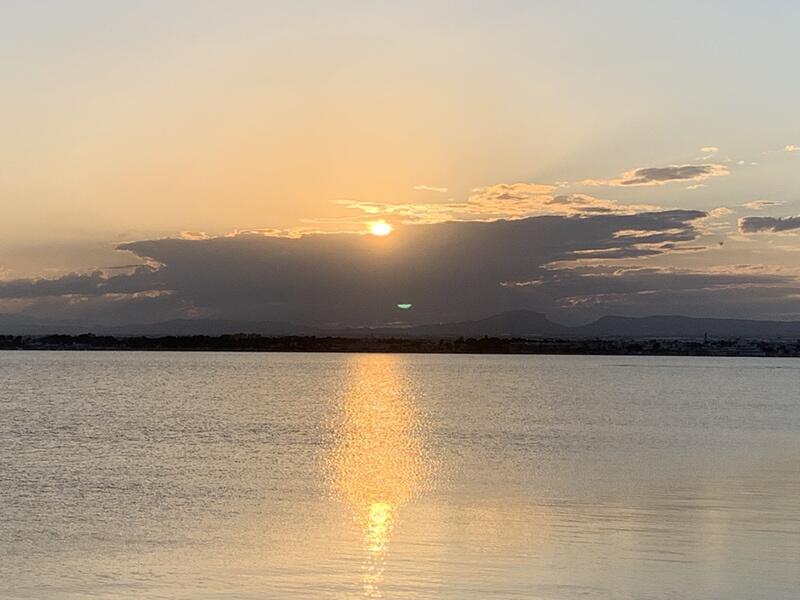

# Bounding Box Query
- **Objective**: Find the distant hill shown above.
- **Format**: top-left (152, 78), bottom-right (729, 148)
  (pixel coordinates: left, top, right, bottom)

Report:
top-left (3, 310), bottom-right (800, 339)
top-left (573, 314), bottom-right (800, 338)
top-left (0, 314), bottom-right (91, 336)
top-left (102, 319), bottom-right (318, 337)
top-left (0, 315), bottom-right (317, 337)
top-left (343, 311), bottom-right (800, 339)
top-left (339, 310), bottom-right (569, 338)
top-left (346, 312), bottom-right (800, 339)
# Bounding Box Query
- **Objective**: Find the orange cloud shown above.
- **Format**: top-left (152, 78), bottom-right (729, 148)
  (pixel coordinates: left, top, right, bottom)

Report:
top-left (330, 183), bottom-right (656, 225)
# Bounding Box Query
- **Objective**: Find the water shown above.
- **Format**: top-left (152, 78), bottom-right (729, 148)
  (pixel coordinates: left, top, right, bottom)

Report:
top-left (1, 352), bottom-right (799, 599)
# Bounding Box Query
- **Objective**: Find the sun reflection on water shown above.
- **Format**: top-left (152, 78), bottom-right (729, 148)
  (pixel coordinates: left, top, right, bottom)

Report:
top-left (327, 355), bottom-right (429, 597)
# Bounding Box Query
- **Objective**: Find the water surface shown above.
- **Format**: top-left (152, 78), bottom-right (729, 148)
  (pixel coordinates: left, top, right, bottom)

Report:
top-left (1, 352), bottom-right (799, 599)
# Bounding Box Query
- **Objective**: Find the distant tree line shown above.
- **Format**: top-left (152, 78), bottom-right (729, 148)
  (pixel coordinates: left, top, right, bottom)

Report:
top-left (1, 334), bottom-right (799, 357)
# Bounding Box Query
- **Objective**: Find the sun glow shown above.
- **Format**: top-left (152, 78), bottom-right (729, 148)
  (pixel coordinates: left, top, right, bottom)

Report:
top-left (369, 220), bottom-right (393, 236)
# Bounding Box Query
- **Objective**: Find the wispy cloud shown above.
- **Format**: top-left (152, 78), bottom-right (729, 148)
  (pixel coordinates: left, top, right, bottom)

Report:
top-left (177, 231), bottom-right (211, 240)
top-left (743, 200), bottom-right (785, 210)
top-left (700, 146), bottom-right (719, 154)
top-left (329, 183), bottom-right (657, 225)
top-left (582, 164), bottom-right (729, 187)
top-left (412, 185), bottom-right (448, 193)
top-left (707, 207), bottom-right (733, 218)
top-left (785, 144), bottom-right (800, 152)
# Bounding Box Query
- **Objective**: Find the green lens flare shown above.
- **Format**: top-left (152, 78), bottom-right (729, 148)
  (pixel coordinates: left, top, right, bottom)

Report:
top-left (396, 303), bottom-right (413, 309)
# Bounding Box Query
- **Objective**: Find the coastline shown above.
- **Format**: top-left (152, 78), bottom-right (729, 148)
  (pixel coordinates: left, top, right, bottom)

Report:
top-left (2, 334), bottom-right (798, 357)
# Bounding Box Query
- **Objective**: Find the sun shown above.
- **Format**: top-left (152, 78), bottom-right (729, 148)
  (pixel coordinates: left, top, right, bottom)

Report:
top-left (369, 220), bottom-right (393, 237)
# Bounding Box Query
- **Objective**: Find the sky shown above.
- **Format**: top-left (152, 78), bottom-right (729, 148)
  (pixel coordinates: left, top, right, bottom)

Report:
top-left (1, 1), bottom-right (799, 326)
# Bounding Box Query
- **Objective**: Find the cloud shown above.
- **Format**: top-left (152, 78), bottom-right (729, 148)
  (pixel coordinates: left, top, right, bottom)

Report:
top-left (743, 200), bottom-right (785, 210)
top-left (582, 164), bottom-right (729, 187)
top-left (470, 184), bottom-right (656, 215)
top-left (0, 267), bottom-right (164, 299)
top-left (707, 207), bottom-right (733, 218)
top-left (785, 144), bottom-right (800, 152)
top-left (700, 146), bottom-right (719, 153)
top-left (3, 160), bottom-right (798, 327)
top-left (177, 231), bottom-right (211, 240)
top-left (330, 183), bottom-right (656, 225)
top-left (739, 215), bottom-right (800, 234)
top-left (412, 185), bottom-right (448, 193)
top-left (2, 206), bottom-right (798, 326)
top-left (506, 263), bottom-right (800, 320)
top-left (0, 210), bottom-right (724, 326)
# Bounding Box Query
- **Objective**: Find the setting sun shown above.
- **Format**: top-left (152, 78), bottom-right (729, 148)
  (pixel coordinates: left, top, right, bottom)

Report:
top-left (370, 220), bottom-right (394, 237)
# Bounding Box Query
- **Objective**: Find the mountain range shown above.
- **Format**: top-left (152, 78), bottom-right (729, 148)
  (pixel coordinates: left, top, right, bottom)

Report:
top-left (3, 310), bottom-right (800, 339)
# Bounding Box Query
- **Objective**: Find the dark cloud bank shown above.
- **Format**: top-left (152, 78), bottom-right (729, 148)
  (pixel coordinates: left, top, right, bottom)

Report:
top-left (739, 215), bottom-right (800, 233)
top-left (618, 164), bottom-right (725, 186)
top-left (583, 164), bottom-right (729, 187)
top-left (2, 209), bottom-right (799, 327)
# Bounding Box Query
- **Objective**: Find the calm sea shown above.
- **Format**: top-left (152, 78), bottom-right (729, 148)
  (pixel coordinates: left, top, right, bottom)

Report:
top-left (1, 352), bottom-right (799, 599)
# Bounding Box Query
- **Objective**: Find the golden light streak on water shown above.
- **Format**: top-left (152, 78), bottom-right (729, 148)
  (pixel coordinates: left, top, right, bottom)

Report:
top-left (327, 355), bottom-right (429, 597)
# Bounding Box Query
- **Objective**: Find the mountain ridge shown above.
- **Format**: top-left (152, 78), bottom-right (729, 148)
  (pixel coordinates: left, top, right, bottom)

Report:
top-left (4, 310), bottom-right (800, 339)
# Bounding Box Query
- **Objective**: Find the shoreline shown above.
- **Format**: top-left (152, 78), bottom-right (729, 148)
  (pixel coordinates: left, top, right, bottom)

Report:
top-left (2, 334), bottom-right (799, 357)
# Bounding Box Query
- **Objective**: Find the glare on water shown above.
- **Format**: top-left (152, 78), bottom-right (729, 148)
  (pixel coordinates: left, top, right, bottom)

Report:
top-left (327, 355), bottom-right (429, 597)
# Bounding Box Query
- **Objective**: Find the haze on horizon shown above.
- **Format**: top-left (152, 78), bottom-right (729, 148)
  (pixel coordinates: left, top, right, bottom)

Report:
top-left (2, 1), bottom-right (800, 328)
